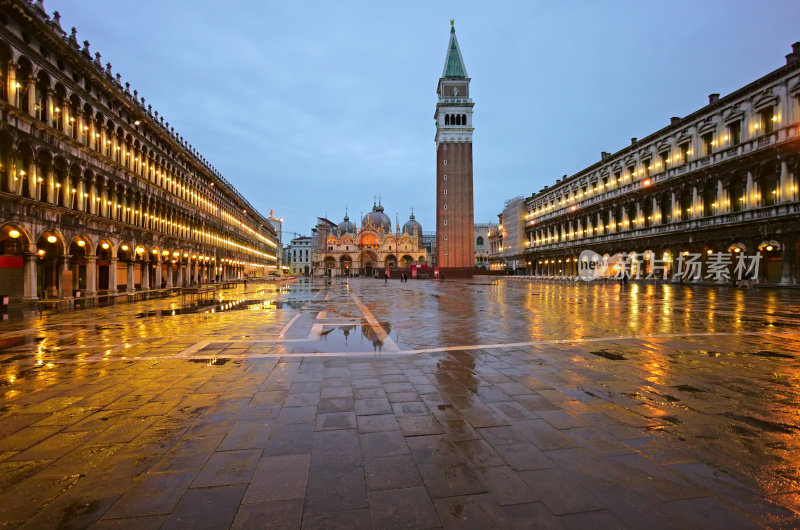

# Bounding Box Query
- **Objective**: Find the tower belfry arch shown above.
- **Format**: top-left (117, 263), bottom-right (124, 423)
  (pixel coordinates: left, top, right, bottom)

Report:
top-left (434, 21), bottom-right (474, 277)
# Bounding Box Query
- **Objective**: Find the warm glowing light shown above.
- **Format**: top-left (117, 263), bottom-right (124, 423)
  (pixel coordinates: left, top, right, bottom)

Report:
top-left (9, 230), bottom-right (20, 238)
top-left (643, 179), bottom-right (651, 186)
top-left (766, 245), bottom-right (774, 252)
top-left (46, 235), bottom-right (57, 243)
top-left (77, 240), bottom-right (85, 247)
top-left (121, 244), bottom-right (129, 251)
top-left (102, 243), bottom-right (110, 249)
top-left (38, 249), bottom-right (45, 256)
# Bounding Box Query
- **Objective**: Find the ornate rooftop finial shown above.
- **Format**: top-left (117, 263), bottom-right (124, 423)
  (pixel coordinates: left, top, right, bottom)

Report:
top-left (81, 40), bottom-right (91, 56)
top-left (124, 81), bottom-right (130, 93)
top-left (105, 62), bottom-right (113, 75)
top-left (115, 73), bottom-right (121, 84)
top-left (154, 110), bottom-right (159, 119)
top-left (33, 0), bottom-right (47, 17)
top-left (51, 10), bottom-right (63, 32)
top-left (450, 18), bottom-right (454, 29)
top-left (147, 104), bottom-right (152, 114)
top-left (133, 89), bottom-right (138, 98)
top-left (68, 27), bottom-right (78, 47)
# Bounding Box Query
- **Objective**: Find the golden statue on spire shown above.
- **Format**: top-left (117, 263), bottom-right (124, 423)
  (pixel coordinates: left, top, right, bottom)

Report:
top-left (450, 18), bottom-right (454, 27)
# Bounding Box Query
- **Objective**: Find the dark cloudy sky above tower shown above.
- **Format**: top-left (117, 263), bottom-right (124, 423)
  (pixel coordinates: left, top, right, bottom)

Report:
top-left (47, 0), bottom-right (800, 238)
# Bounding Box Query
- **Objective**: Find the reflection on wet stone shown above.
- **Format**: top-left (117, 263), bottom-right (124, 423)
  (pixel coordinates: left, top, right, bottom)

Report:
top-left (0, 278), bottom-right (799, 526)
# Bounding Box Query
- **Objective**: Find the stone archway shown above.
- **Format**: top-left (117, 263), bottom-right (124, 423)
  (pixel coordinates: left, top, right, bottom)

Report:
top-left (340, 255), bottom-right (352, 276)
top-left (0, 223), bottom-right (35, 300)
top-left (361, 250), bottom-right (377, 277)
top-left (35, 229), bottom-right (67, 298)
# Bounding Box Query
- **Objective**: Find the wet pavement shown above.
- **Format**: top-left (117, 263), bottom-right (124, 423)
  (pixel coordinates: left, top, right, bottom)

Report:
top-left (1, 277), bottom-right (799, 528)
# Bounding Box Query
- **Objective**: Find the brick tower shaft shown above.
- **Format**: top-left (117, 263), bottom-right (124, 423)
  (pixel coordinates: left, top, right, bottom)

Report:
top-left (434, 21), bottom-right (474, 277)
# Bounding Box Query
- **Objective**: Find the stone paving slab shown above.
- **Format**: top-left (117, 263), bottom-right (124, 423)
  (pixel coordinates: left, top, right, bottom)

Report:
top-left (0, 278), bottom-right (799, 527)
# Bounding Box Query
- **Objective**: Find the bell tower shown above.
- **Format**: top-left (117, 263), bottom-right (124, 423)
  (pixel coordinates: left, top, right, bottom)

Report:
top-left (435, 20), bottom-right (474, 277)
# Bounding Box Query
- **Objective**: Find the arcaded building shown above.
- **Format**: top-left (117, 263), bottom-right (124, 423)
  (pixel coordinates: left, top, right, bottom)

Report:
top-left (434, 22), bottom-right (474, 277)
top-left (0, 1), bottom-right (278, 301)
top-left (525, 43), bottom-right (800, 284)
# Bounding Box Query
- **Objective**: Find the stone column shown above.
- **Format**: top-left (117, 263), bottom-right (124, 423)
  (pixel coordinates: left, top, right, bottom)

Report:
top-left (22, 253), bottom-right (38, 301)
top-left (25, 158), bottom-right (35, 198)
top-left (46, 166), bottom-right (55, 204)
top-left (176, 263), bottom-right (183, 288)
top-left (108, 257), bottom-right (118, 294)
top-left (25, 77), bottom-right (35, 116)
top-left (165, 262), bottom-right (173, 288)
top-left (154, 259), bottom-right (162, 289)
top-left (781, 237), bottom-right (796, 285)
top-left (85, 255), bottom-right (97, 297)
top-left (193, 260), bottom-right (199, 284)
top-left (779, 159), bottom-right (790, 204)
top-left (745, 171), bottom-right (754, 209)
top-left (141, 258), bottom-right (150, 290)
top-left (126, 260), bottom-right (135, 292)
top-left (7, 61), bottom-right (18, 108)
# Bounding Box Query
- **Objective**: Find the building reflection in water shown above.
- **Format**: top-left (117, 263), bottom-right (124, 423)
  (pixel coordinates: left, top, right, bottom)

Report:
top-left (433, 282), bottom-right (479, 394)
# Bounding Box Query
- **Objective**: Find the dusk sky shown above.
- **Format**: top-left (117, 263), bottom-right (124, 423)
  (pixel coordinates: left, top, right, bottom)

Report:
top-left (48, 0), bottom-right (800, 240)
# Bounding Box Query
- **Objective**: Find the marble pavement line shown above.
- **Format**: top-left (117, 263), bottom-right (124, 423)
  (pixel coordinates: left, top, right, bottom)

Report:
top-left (278, 313), bottom-right (302, 338)
top-left (2, 329), bottom-right (798, 366)
top-left (349, 292), bottom-right (401, 353)
top-left (175, 341), bottom-right (211, 358)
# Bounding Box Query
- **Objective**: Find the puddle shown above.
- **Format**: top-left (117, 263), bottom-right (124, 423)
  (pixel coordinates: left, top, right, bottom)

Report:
top-left (135, 299), bottom-right (281, 318)
top-left (589, 349), bottom-right (626, 361)
top-left (188, 358), bottom-right (230, 366)
top-left (288, 324), bottom-right (389, 353)
top-left (721, 412), bottom-right (798, 434)
top-left (744, 350), bottom-right (794, 359)
top-left (675, 384), bottom-right (705, 393)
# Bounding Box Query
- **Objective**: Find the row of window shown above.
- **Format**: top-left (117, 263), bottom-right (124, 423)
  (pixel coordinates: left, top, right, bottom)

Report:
top-left (444, 114), bottom-right (467, 126)
top-left (529, 96), bottom-right (799, 217)
top-left (1, 47), bottom-right (270, 247)
top-left (530, 174), bottom-right (788, 245)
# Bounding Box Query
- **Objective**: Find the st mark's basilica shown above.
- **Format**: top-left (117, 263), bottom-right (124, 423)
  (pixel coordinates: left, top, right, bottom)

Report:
top-left (313, 201), bottom-right (427, 277)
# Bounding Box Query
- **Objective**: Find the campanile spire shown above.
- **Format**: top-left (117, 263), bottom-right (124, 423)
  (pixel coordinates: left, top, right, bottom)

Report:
top-left (434, 22), bottom-right (474, 277)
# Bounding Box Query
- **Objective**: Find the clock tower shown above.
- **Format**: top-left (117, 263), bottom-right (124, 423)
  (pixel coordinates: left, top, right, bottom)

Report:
top-left (435, 21), bottom-right (474, 277)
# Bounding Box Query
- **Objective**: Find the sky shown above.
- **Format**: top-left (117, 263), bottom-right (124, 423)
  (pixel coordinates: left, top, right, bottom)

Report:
top-left (47, 0), bottom-right (800, 241)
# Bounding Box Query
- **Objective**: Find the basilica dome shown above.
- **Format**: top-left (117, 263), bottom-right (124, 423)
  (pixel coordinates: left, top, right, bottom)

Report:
top-left (338, 213), bottom-right (355, 235)
top-left (362, 202), bottom-right (392, 232)
top-left (402, 212), bottom-right (422, 235)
